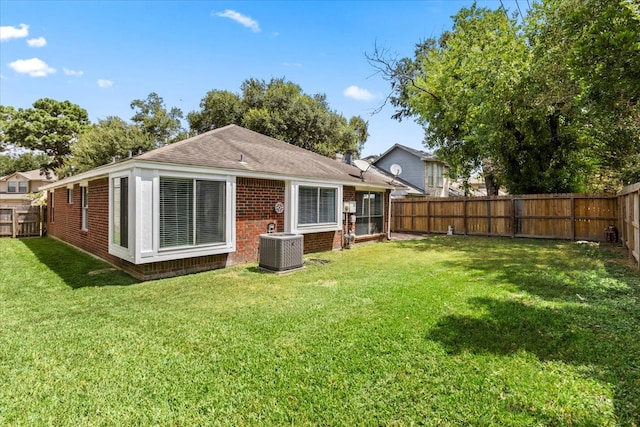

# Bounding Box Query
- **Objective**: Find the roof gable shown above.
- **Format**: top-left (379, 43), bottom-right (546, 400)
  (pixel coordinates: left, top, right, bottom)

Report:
top-left (374, 143), bottom-right (440, 164)
top-left (1, 169), bottom-right (56, 182)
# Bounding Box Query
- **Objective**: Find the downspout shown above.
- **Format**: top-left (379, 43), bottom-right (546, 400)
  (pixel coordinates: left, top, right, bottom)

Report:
top-left (387, 189), bottom-right (392, 240)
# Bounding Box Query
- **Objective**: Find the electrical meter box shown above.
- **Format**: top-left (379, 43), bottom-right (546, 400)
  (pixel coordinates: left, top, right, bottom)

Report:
top-left (343, 201), bottom-right (357, 213)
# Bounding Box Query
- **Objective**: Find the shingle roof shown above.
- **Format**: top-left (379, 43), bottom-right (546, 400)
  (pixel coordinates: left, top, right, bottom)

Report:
top-left (1, 169), bottom-right (57, 182)
top-left (137, 124), bottom-right (390, 187)
top-left (375, 143), bottom-right (439, 162)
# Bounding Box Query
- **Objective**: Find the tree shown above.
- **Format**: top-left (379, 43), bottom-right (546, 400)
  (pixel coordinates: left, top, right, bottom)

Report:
top-left (0, 152), bottom-right (52, 176)
top-left (187, 78), bottom-right (368, 157)
top-left (0, 105), bottom-right (17, 151)
top-left (130, 92), bottom-right (185, 146)
top-left (527, 0), bottom-right (640, 189)
top-left (60, 116), bottom-right (155, 176)
top-left (369, 1), bottom-right (640, 194)
top-left (0, 99), bottom-right (89, 172)
top-left (187, 90), bottom-right (244, 133)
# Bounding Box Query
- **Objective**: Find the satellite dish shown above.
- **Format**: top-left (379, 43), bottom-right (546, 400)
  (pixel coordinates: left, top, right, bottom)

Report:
top-left (353, 159), bottom-right (371, 172)
top-left (390, 163), bottom-right (403, 177)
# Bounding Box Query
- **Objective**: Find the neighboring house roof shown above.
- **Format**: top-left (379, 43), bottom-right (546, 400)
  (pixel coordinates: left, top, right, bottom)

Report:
top-left (374, 143), bottom-right (442, 164)
top-left (365, 164), bottom-right (424, 196)
top-left (43, 125), bottom-right (393, 190)
top-left (0, 169), bottom-right (57, 183)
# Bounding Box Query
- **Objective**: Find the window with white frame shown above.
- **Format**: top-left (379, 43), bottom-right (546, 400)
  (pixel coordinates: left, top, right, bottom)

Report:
top-left (159, 177), bottom-right (226, 249)
top-left (49, 191), bottom-right (55, 223)
top-left (67, 188), bottom-right (74, 204)
top-left (7, 182), bottom-right (16, 193)
top-left (112, 177), bottom-right (128, 248)
top-left (298, 186), bottom-right (337, 226)
top-left (355, 191), bottom-right (384, 235)
top-left (426, 163), bottom-right (444, 187)
top-left (81, 186), bottom-right (88, 230)
top-left (18, 181), bottom-right (28, 193)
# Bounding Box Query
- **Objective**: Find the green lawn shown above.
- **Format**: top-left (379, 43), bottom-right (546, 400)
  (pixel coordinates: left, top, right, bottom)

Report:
top-left (1, 236), bottom-right (638, 426)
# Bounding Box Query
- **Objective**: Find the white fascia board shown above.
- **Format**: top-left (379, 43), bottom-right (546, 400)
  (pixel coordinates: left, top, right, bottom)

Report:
top-left (39, 160), bottom-right (135, 191)
top-left (131, 160), bottom-right (392, 190)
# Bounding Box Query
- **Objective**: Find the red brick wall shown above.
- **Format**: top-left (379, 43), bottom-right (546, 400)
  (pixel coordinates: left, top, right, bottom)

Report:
top-left (47, 179), bottom-right (109, 260)
top-left (46, 179), bottom-right (382, 280)
top-left (231, 177), bottom-right (286, 264)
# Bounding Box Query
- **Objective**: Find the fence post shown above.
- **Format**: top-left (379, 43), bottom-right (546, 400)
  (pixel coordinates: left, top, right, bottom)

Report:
top-left (487, 198), bottom-right (492, 236)
top-left (12, 208), bottom-right (17, 238)
top-left (463, 198), bottom-right (467, 235)
top-left (570, 195), bottom-right (576, 241)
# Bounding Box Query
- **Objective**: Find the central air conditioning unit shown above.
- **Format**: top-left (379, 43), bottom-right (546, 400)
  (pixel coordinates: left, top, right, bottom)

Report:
top-left (259, 233), bottom-right (304, 272)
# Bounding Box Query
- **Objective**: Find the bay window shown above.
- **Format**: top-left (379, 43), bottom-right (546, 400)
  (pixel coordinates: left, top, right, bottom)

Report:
top-left (159, 177), bottom-right (225, 249)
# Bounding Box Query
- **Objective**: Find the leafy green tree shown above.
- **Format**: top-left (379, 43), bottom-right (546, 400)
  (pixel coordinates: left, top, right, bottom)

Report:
top-left (188, 78), bottom-right (368, 157)
top-left (187, 90), bottom-right (244, 133)
top-left (0, 99), bottom-right (89, 172)
top-left (0, 152), bottom-right (52, 176)
top-left (527, 0), bottom-right (640, 189)
top-left (130, 92), bottom-right (185, 146)
top-left (370, 1), bottom-right (640, 194)
top-left (60, 116), bottom-right (155, 176)
top-left (0, 105), bottom-right (17, 151)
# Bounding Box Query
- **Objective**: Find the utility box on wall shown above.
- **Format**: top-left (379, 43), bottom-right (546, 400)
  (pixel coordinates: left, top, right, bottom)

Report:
top-left (259, 233), bottom-right (304, 272)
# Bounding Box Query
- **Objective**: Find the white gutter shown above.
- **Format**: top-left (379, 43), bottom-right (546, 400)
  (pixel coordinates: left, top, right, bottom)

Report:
top-left (387, 188), bottom-right (393, 240)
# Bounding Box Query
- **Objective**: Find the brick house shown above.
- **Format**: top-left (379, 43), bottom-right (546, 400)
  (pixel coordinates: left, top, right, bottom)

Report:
top-left (41, 125), bottom-right (392, 280)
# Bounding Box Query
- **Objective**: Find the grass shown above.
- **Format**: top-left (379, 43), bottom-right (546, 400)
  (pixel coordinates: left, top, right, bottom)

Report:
top-left (1, 236), bottom-right (638, 426)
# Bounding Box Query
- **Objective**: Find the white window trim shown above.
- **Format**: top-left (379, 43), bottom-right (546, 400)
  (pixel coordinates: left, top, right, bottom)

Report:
top-left (152, 171), bottom-right (236, 262)
top-left (287, 181), bottom-right (342, 234)
top-left (109, 171), bottom-right (133, 261)
top-left (80, 185), bottom-right (89, 231)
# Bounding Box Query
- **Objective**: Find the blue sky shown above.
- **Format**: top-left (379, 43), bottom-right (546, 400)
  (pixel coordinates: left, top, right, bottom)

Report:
top-left (0, 0), bottom-right (524, 157)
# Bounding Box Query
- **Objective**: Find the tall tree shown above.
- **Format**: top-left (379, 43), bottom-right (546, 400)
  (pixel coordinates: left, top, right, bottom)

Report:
top-left (369, 1), bottom-right (640, 193)
top-left (0, 99), bottom-right (89, 172)
top-left (0, 105), bottom-right (17, 151)
top-left (0, 152), bottom-right (52, 176)
top-left (130, 92), bottom-right (185, 146)
top-left (187, 78), bottom-right (368, 157)
top-left (527, 0), bottom-right (640, 189)
top-left (60, 116), bottom-right (155, 176)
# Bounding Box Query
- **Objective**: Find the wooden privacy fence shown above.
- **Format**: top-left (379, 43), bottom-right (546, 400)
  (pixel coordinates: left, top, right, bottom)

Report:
top-left (0, 206), bottom-right (44, 238)
top-left (392, 194), bottom-right (619, 242)
top-left (618, 183), bottom-right (640, 266)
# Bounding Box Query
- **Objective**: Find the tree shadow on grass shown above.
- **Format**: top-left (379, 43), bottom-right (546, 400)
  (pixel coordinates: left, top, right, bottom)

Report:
top-left (21, 237), bottom-right (139, 289)
top-left (398, 237), bottom-right (640, 423)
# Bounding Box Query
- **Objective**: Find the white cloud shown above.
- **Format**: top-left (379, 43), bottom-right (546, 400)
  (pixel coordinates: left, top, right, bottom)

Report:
top-left (97, 79), bottom-right (113, 88)
top-left (0, 23), bottom-right (29, 41)
top-left (27, 36), bottom-right (47, 47)
top-left (9, 58), bottom-right (56, 77)
top-left (283, 62), bottom-right (303, 68)
top-left (215, 10), bottom-right (260, 32)
top-left (343, 85), bottom-right (375, 101)
top-left (64, 67), bottom-right (84, 77)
